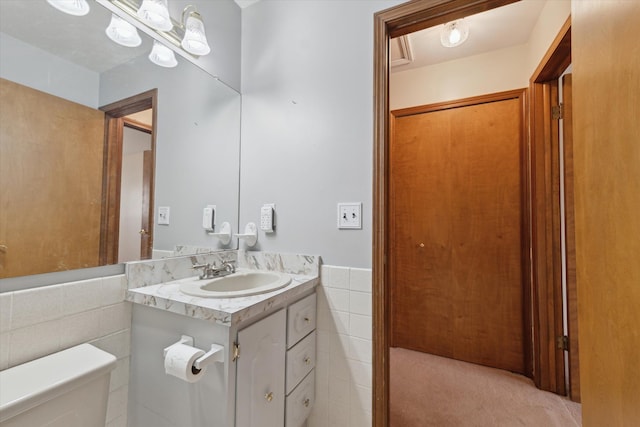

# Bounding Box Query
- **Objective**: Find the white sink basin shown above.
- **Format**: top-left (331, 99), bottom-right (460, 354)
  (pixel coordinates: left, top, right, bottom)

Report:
top-left (179, 269), bottom-right (292, 298)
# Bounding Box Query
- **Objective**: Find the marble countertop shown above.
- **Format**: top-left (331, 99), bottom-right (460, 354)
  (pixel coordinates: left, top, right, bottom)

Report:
top-left (126, 272), bottom-right (319, 327)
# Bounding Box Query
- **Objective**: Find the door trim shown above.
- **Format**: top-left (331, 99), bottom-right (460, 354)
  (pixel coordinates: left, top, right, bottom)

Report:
top-left (99, 89), bottom-right (157, 265)
top-left (529, 17), bottom-right (574, 398)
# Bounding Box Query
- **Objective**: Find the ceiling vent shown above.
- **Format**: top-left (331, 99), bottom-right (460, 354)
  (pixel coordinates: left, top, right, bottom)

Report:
top-left (390, 35), bottom-right (414, 68)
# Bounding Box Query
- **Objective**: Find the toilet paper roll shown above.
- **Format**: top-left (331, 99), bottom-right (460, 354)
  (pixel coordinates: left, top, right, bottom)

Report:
top-left (164, 344), bottom-right (207, 383)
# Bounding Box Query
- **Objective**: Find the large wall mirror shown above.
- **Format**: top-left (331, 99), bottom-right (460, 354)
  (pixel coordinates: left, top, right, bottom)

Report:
top-left (0, 0), bottom-right (241, 283)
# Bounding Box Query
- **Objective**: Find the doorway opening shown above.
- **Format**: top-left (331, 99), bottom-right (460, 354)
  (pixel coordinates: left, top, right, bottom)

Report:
top-left (99, 89), bottom-right (157, 265)
top-left (373, 2), bottom-right (577, 425)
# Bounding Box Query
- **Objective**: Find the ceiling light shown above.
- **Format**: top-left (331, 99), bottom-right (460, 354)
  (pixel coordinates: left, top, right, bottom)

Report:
top-left (137, 0), bottom-right (173, 32)
top-left (105, 14), bottom-right (142, 47)
top-left (148, 40), bottom-right (178, 67)
top-left (440, 20), bottom-right (469, 48)
top-left (46, 0), bottom-right (90, 16)
top-left (181, 6), bottom-right (211, 56)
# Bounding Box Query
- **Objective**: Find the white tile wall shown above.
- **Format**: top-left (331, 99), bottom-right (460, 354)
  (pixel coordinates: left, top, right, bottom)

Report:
top-left (309, 266), bottom-right (373, 427)
top-left (0, 275), bottom-right (132, 426)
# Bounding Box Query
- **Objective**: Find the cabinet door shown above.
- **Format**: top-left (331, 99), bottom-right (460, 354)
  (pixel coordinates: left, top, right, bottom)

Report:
top-left (236, 309), bottom-right (286, 427)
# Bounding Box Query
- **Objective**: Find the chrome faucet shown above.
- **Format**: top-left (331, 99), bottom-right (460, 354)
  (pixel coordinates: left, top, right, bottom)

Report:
top-left (192, 260), bottom-right (236, 279)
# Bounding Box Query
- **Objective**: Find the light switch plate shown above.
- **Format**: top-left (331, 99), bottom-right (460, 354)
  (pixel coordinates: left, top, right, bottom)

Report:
top-left (337, 203), bottom-right (362, 229)
top-left (158, 206), bottom-right (170, 225)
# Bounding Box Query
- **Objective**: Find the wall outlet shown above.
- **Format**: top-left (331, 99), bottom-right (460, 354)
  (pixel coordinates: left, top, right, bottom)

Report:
top-left (337, 203), bottom-right (362, 229)
top-left (158, 206), bottom-right (170, 225)
top-left (203, 205), bottom-right (216, 231)
top-left (260, 203), bottom-right (275, 233)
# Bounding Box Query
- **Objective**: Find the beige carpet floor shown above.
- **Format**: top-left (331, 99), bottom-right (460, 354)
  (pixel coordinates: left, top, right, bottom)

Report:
top-left (390, 347), bottom-right (582, 426)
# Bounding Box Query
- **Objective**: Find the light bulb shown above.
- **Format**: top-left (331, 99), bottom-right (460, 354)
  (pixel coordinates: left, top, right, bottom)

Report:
top-left (181, 12), bottom-right (211, 56)
top-left (46, 0), bottom-right (90, 16)
top-left (148, 41), bottom-right (178, 68)
top-left (449, 27), bottom-right (461, 45)
top-left (440, 20), bottom-right (469, 48)
top-left (106, 14), bottom-right (142, 48)
top-left (137, 0), bottom-right (173, 32)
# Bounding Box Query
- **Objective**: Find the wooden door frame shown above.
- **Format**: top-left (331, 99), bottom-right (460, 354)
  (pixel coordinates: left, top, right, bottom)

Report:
top-left (99, 89), bottom-right (157, 265)
top-left (529, 17), bottom-right (576, 399)
top-left (372, 1), bottom-right (569, 425)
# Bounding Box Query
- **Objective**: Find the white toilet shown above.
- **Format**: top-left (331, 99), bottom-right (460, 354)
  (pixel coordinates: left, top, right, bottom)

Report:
top-left (0, 344), bottom-right (117, 427)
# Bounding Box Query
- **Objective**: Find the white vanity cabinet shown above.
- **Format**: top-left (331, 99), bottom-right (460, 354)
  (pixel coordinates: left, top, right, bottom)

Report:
top-left (236, 292), bottom-right (317, 427)
top-left (236, 309), bottom-right (287, 427)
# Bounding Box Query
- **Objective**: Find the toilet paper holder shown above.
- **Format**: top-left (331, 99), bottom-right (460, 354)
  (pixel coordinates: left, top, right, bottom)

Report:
top-left (163, 335), bottom-right (225, 370)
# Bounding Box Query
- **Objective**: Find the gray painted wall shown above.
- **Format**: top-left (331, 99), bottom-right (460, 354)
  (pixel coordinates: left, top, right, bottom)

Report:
top-left (0, 32), bottom-right (99, 107)
top-left (239, 0), bottom-right (402, 268)
top-left (165, 0), bottom-right (242, 92)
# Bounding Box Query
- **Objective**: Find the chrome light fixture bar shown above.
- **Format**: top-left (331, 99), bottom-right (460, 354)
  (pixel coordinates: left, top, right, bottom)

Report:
top-left (108, 0), bottom-right (184, 50)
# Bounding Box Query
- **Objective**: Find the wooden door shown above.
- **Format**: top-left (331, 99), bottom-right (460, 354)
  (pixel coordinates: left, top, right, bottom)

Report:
top-left (573, 1), bottom-right (640, 423)
top-left (390, 91), bottom-right (527, 374)
top-left (236, 309), bottom-right (286, 427)
top-left (0, 78), bottom-right (104, 278)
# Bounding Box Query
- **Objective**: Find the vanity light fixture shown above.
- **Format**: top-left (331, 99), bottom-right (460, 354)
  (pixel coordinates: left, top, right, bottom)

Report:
top-left (181, 5), bottom-right (211, 56)
top-left (440, 19), bottom-right (469, 48)
top-left (105, 14), bottom-right (142, 47)
top-left (106, 0), bottom-right (212, 66)
top-left (148, 40), bottom-right (178, 67)
top-left (137, 0), bottom-right (173, 32)
top-left (46, 0), bottom-right (90, 16)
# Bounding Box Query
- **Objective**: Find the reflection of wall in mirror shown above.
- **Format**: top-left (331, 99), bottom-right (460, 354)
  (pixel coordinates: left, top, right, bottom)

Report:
top-left (118, 126), bottom-right (152, 263)
top-left (0, 32), bottom-right (99, 108)
top-left (100, 55), bottom-right (242, 253)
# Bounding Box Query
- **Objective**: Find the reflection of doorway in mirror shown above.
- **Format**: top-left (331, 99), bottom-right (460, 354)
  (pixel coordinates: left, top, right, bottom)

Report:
top-left (100, 89), bottom-right (157, 266)
top-left (118, 112), bottom-right (152, 263)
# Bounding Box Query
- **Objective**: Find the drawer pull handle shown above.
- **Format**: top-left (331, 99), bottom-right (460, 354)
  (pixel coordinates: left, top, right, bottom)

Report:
top-left (304, 398), bottom-right (310, 407)
top-left (304, 316), bottom-right (311, 323)
top-left (304, 357), bottom-right (311, 365)
top-left (265, 392), bottom-right (274, 402)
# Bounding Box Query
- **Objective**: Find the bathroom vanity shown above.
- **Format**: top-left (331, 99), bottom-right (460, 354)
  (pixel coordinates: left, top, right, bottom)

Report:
top-left (125, 251), bottom-right (319, 427)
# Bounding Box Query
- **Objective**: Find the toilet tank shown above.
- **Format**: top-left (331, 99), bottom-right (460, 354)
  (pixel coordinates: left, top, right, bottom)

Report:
top-left (0, 344), bottom-right (117, 427)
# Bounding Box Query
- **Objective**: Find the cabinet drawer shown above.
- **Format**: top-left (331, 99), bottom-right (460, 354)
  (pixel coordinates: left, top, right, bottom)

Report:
top-left (287, 293), bottom-right (316, 348)
top-left (285, 370), bottom-right (315, 427)
top-left (286, 331), bottom-right (316, 394)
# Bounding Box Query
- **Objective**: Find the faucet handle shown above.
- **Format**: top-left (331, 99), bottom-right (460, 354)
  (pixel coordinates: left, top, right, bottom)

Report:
top-left (192, 263), bottom-right (211, 279)
top-left (221, 260), bottom-right (236, 273)
top-left (191, 263), bottom-right (209, 270)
